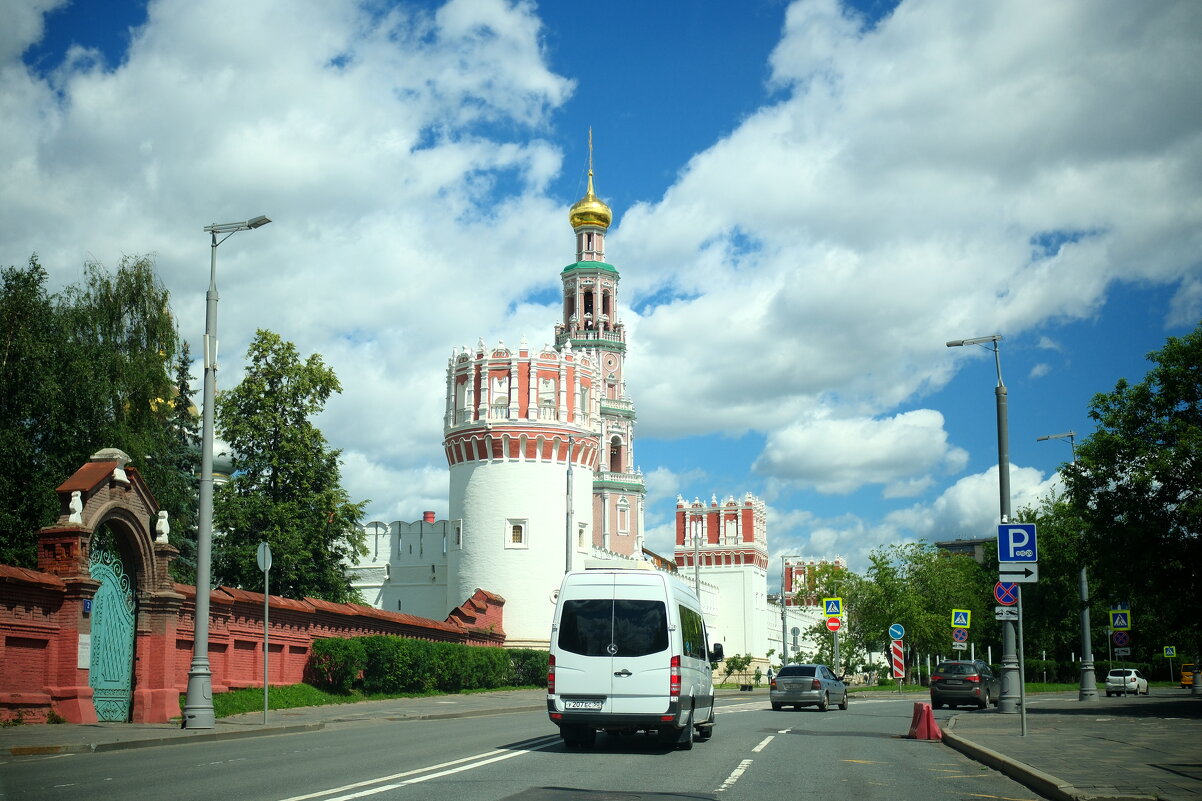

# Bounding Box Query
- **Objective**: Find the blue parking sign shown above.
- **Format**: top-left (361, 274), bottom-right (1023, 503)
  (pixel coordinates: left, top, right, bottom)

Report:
top-left (998, 523), bottom-right (1038, 562)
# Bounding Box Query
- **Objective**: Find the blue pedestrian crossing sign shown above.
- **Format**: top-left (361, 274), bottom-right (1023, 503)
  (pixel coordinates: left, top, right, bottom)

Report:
top-left (1164, 646), bottom-right (1176, 658)
top-left (823, 597), bottom-right (843, 617)
top-left (1110, 610), bottom-right (1131, 631)
top-left (951, 609), bottom-right (971, 628)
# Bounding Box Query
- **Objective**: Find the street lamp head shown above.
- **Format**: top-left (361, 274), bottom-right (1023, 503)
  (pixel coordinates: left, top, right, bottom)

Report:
top-left (947, 334), bottom-right (1002, 348)
top-left (204, 215), bottom-right (272, 234)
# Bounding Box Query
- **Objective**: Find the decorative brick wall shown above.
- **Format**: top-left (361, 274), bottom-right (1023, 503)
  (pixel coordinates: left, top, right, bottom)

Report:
top-left (0, 450), bottom-right (506, 725)
top-left (0, 567), bottom-right (505, 723)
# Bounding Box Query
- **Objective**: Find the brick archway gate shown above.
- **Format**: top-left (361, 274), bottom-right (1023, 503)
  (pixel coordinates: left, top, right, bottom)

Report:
top-left (36, 448), bottom-right (184, 723)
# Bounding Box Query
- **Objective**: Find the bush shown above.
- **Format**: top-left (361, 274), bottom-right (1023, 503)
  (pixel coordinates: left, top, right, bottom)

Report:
top-left (507, 649), bottom-right (548, 687)
top-left (329, 635), bottom-right (541, 695)
top-left (309, 637), bottom-right (366, 693)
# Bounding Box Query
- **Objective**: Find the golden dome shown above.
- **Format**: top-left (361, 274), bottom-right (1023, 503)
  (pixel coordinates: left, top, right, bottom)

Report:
top-left (569, 169), bottom-right (612, 230)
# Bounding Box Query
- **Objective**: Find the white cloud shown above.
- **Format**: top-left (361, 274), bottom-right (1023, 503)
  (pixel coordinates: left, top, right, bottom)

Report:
top-left (753, 409), bottom-right (966, 495)
top-left (617, 0), bottom-right (1202, 449)
top-left (2, 0), bottom-right (1197, 548)
top-left (886, 463), bottom-right (1059, 542)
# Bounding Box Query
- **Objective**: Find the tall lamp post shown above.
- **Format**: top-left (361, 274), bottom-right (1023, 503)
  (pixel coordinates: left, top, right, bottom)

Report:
top-left (947, 334), bottom-right (1022, 716)
top-left (183, 215), bottom-right (271, 730)
top-left (1037, 430), bottom-right (1098, 701)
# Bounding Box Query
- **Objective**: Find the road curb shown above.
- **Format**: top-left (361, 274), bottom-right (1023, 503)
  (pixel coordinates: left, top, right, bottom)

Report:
top-left (4, 723), bottom-right (327, 756)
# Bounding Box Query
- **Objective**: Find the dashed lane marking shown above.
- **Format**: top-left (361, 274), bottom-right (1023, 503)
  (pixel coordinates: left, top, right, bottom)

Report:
top-left (715, 758), bottom-right (754, 793)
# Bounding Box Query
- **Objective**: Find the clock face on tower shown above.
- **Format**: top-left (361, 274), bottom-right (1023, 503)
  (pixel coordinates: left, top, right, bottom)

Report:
top-left (605, 355), bottom-right (617, 370)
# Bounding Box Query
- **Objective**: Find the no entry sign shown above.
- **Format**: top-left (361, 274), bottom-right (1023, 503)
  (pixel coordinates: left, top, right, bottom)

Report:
top-left (826, 616), bottom-right (842, 632)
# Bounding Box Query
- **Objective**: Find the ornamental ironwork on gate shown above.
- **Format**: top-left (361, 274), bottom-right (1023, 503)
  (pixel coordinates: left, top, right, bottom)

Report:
top-left (88, 544), bottom-right (136, 721)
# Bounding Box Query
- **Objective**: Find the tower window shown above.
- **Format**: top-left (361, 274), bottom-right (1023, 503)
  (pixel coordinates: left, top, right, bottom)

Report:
top-left (506, 519), bottom-right (528, 549)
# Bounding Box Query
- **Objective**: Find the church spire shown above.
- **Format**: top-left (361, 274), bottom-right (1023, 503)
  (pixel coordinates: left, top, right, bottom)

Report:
top-left (568, 128), bottom-right (612, 232)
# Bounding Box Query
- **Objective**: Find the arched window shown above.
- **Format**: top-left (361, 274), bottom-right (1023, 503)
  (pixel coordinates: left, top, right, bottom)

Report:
top-left (609, 436), bottom-right (622, 473)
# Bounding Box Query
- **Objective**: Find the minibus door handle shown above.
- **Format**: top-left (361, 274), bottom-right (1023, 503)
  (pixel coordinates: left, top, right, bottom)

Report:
top-left (614, 669), bottom-right (632, 677)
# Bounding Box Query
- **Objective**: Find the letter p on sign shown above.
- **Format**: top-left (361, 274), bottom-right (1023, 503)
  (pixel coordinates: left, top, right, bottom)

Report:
top-left (998, 523), bottom-right (1037, 562)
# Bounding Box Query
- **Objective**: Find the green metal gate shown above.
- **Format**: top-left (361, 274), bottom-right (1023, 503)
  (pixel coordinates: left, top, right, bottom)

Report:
top-left (89, 545), bottom-right (135, 721)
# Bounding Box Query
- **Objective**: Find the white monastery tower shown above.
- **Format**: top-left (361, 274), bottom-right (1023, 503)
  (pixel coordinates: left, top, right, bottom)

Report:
top-left (440, 152), bottom-right (647, 648)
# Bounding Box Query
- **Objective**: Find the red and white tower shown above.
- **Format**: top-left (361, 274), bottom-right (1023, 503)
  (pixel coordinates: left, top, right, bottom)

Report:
top-left (441, 147), bottom-right (646, 647)
top-left (554, 147), bottom-right (646, 558)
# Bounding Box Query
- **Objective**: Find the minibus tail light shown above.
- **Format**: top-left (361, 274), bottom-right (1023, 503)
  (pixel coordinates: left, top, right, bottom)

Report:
top-left (670, 655), bottom-right (681, 697)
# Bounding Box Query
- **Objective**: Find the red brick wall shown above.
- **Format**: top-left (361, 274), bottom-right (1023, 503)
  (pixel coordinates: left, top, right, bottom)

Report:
top-left (0, 566), bottom-right (505, 724)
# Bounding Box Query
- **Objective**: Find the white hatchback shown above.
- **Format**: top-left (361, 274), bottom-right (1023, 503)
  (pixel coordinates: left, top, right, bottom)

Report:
top-left (1105, 668), bottom-right (1148, 697)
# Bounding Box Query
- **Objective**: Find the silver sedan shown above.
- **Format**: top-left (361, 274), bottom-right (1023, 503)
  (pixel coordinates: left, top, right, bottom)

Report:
top-left (769, 663), bottom-right (849, 711)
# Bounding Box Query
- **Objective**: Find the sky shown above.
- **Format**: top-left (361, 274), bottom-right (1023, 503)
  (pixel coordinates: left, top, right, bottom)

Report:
top-left (3, 0), bottom-right (1200, 588)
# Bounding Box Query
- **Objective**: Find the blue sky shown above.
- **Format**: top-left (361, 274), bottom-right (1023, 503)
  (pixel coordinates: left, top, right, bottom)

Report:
top-left (4, 0), bottom-right (1200, 586)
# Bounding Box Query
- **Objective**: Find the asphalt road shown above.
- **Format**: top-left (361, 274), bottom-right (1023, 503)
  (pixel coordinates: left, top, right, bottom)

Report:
top-left (2, 694), bottom-right (1041, 801)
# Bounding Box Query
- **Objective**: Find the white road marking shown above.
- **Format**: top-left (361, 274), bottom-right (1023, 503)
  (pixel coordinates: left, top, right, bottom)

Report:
top-left (752, 735), bottom-right (774, 752)
top-left (715, 758), bottom-right (754, 793)
top-left (275, 736), bottom-right (561, 801)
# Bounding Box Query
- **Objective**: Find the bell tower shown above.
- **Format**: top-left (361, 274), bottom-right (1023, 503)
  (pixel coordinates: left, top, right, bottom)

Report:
top-left (555, 132), bottom-right (646, 557)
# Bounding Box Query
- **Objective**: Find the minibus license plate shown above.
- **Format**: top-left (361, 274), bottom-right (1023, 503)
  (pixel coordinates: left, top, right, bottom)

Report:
top-left (565, 699), bottom-right (602, 711)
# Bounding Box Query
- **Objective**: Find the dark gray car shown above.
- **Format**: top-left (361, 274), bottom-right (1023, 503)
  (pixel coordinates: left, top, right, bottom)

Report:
top-left (930, 659), bottom-right (999, 709)
top-left (769, 664), bottom-right (848, 711)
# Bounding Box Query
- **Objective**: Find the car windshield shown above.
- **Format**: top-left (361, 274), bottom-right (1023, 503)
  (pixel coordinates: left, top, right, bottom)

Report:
top-left (1108, 670), bottom-right (1131, 677)
top-left (936, 663), bottom-right (973, 675)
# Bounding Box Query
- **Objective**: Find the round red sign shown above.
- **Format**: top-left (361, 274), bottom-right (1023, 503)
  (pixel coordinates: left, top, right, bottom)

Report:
top-left (826, 616), bottom-right (842, 632)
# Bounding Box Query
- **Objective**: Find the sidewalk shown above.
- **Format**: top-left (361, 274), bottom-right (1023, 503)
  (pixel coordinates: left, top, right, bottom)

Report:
top-left (942, 690), bottom-right (1202, 801)
top-left (2, 687), bottom-right (1199, 801)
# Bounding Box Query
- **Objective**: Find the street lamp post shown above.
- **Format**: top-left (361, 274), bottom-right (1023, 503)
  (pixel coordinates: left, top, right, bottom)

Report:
top-left (1037, 430), bottom-right (1098, 702)
top-left (565, 435), bottom-right (574, 575)
top-left (947, 334), bottom-right (1023, 717)
top-left (183, 215), bottom-right (271, 730)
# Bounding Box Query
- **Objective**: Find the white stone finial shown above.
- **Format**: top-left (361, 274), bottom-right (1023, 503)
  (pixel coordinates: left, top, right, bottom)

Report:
top-left (155, 510), bottom-right (170, 543)
top-left (68, 491), bottom-right (84, 524)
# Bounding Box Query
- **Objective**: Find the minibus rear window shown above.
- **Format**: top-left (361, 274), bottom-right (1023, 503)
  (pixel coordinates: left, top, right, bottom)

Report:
top-left (558, 599), bottom-right (668, 657)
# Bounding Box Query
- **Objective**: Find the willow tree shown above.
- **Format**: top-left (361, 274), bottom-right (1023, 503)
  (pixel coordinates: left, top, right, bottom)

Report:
top-left (213, 330), bottom-right (367, 602)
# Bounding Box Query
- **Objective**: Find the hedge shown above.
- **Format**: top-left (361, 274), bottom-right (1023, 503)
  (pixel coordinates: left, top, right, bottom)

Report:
top-left (309, 635), bottom-right (548, 695)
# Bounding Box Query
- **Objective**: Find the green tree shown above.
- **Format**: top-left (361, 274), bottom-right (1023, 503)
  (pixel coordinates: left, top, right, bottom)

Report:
top-left (842, 543), bottom-right (994, 673)
top-left (0, 258), bottom-right (81, 565)
top-left (154, 343), bottom-right (201, 582)
top-left (0, 255), bottom-right (186, 568)
top-left (214, 330), bottom-right (367, 602)
top-left (1009, 495), bottom-right (1100, 670)
top-left (1062, 323), bottom-right (1202, 659)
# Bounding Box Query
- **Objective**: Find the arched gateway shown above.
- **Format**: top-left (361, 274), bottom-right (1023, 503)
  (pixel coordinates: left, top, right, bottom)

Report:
top-left (35, 448), bottom-right (184, 723)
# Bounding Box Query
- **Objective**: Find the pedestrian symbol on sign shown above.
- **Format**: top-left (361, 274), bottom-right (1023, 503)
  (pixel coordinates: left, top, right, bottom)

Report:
top-left (951, 609), bottom-right (971, 628)
top-left (823, 597), bottom-right (842, 616)
top-left (1110, 610), bottom-right (1131, 631)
